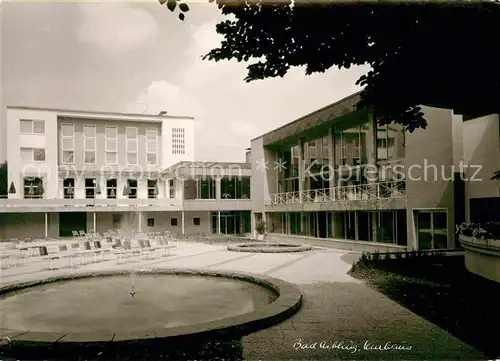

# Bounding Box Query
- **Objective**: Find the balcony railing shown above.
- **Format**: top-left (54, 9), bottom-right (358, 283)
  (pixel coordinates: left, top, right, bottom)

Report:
top-left (266, 181), bottom-right (406, 206)
top-left (0, 197), bottom-right (183, 209)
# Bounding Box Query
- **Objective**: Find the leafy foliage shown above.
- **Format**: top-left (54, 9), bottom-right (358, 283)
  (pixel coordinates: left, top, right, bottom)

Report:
top-left (0, 161), bottom-right (7, 197)
top-left (255, 219), bottom-right (266, 234)
top-left (160, 0), bottom-right (190, 21)
top-left (162, 0), bottom-right (500, 132)
top-left (456, 222), bottom-right (500, 240)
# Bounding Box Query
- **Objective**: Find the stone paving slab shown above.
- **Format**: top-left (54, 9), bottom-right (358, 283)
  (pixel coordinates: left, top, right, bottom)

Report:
top-left (269, 252), bottom-right (360, 284)
top-left (213, 252), bottom-right (305, 274)
top-left (0, 242), bottom-right (485, 360)
top-left (242, 282), bottom-right (485, 360)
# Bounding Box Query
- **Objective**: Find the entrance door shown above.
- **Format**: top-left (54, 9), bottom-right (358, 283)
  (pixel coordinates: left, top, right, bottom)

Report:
top-left (318, 212), bottom-right (327, 238)
top-left (416, 210), bottom-right (448, 250)
top-left (357, 212), bottom-right (370, 242)
top-left (59, 212), bottom-right (87, 237)
top-left (226, 215), bottom-right (235, 234)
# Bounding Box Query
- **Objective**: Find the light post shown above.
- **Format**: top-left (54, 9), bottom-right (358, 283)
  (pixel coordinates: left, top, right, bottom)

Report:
top-left (221, 193), bottom-right (231, 234)
top-left (93, 179), bottom-right (102, 237)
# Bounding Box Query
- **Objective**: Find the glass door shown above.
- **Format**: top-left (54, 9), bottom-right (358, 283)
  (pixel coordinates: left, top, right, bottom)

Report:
top-left (416, 210), bottom-right (448, 250)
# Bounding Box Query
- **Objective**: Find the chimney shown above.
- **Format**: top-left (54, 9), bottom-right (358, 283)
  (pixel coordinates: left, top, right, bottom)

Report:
top-left (158, 111), bottom-right (168, 116)
top-left (245, 148), bottom-right (251, 163)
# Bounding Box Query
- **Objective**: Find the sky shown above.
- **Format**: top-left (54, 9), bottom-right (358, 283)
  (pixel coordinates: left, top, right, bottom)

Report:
top-left (0, 0), bottom-right (368, 163)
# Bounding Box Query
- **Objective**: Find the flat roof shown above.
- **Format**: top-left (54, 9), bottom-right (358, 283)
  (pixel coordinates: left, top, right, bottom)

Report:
top-left (164, 161), bottom-right (251, 173)
top-left (252, 91), bottom-right (363, 146)
top-left (6, 105), bottom-right (194, 121)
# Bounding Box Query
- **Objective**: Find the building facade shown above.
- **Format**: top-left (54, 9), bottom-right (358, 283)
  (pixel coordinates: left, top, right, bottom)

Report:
top-left (0, 106), bottom-right (252, 239)
top-left (251, 92), bottom-right (500, 252)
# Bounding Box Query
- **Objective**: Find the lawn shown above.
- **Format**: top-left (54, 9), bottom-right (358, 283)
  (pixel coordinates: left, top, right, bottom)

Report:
top-left (349, 253), bottom-right (500, 359)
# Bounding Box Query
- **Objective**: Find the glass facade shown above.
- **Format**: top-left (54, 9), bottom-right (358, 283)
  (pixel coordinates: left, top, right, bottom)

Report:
top-left (183, 177), bottom-right (251, 200)
top-left (267, 210), bottom-right (407, 246)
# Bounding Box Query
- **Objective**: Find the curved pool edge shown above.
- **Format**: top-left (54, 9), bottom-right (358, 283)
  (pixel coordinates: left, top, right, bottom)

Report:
top-left (227, 242), bottom-right (313, 253)
top-left (0, 268), bottom-right (302, 346)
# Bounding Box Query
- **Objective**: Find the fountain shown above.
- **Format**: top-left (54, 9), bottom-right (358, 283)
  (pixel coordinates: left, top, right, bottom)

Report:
top-left (0, 269), bottom-right (302, 359)
top-left (228, 242), bottom-right (313, 253)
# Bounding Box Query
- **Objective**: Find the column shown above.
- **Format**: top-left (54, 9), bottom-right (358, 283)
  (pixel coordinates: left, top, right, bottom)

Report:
top-left (372, 211), bottom-right (378, 243)
top-left (251, 212), bottom-right (255, 238)
top-left (367, 112), bottom-right (379, 182)
top-left (181, 211), bottom-right (185, 235)
top-left (216, 178), bottom-right (221, 200)
top-left (354, 211), bottom-right (359, 241)
top-left (328, 126), bottom-right (336, 198)
top-left (93, 212), bottom-right (97, 233)
top-left (44, 212), bottom-right (48, 239)
top-left (316, 212), bottom-right (320, 238)
top-left (298, 138), bottom-right (305, 202)
top-left (217, 211), bottom-right (221, 234)
top-left (138, 211), bottom-right (142, 233)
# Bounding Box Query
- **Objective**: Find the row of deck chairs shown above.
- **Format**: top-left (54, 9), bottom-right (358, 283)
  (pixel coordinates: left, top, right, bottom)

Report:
top-left (1, 232), bottom-right (175, 270)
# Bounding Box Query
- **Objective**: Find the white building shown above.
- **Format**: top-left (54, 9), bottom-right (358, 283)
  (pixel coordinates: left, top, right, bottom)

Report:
top-left (0, 106), bottom-right (252, 239)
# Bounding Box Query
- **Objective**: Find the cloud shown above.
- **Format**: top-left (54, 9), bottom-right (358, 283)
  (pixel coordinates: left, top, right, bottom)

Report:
top-left (77, 3), bottom-right (159, 55)
top-left (127, 19), bottom-right (370, 163)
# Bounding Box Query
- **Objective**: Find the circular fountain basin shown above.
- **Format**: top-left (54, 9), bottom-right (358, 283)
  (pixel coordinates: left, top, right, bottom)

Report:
top-left (228, 242), bottom-right (312, 253)
top-left (0, 269), bottom-right (302, 345)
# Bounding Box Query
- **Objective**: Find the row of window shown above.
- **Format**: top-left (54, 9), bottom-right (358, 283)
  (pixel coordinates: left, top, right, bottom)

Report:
top-left (184, 177), bottom-right (251, 200)
top-left (146, 216), bottom-right (200, 228)
top-left (277, 123), bottom-right (405, 179)
top-left (62, 178), bottom-right (176, 199)
top-left (18, 120), bottom-right (187, 163)
top-left (60, 124), bottom-right (158, 165)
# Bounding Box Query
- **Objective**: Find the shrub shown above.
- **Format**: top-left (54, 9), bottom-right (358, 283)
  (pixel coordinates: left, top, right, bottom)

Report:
top-left (456, 222), bottom-right (500, 240)
top-left (255, 219), bottom-right (266, 235)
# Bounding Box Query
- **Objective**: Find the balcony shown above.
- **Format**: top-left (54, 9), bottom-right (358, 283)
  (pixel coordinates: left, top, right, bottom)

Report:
top-left (265, 181), bottom-right (406, 211)
top-left (0, 197), bottom-right (183, 213)
top-left (183, 198), bottom-right (252, 211)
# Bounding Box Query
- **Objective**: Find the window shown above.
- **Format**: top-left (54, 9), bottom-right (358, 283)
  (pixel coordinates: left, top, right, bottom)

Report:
top-left (84, 125), bottom-right (97, 164)
top-left (20, 147), bottom-right (46, 162)
top-left (172, 127), bottom-right (185, 155)
top-left (308, 141), bottom-right (316, 160)
top-left (171, 218), bottom-right (178, 226)
top-left (193, 217), bottom-right (200, 226)
top-left (23, 177), bottom-right (43, 199)
top-left (147, 218), bottom-right (155, 227)
top-left (416, 210), bottom-right (448, 250)
top-left (239, 177), bottom-right (251, 199)
top-left (148, 179), bottom-right (158, 199)
top-left (85, 178), bottom-right (96, 199)
top-left (63, 178), bottom-right (75, 199)
top-left (220, 177), bottom-right (236, 199)
top-left (126, 127), bottom-right (138, 165)
top-left (112, 214), bottom-right (121, 229)
top-left (127, 179), bottom-right (137, 199)
top-left (106, 179), bottom-right (117, 199)
top-left (169, 179), bottom-right (175, 199)
top-left (377, 124), bottom-right (400, 161)
top-left (197, 178), bottom-right (216, 199)
top-left (61, 123), bottom-right (74, 164)
top-left (146, 129), bottom-right (158, 165)
top-left (105, 126), bottom-right (118, 165)
top-left (20, 119), bottom-right (45, 134)
top-left (341, 137), bottom-right (348, 165)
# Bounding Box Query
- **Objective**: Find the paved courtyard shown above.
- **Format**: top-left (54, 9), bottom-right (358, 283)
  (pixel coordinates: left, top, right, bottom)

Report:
top-left (0, 242), bottom-right (485, 360)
